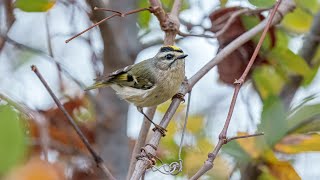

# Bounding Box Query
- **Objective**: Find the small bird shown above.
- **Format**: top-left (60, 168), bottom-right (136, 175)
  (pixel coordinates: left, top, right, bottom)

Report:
top-left (85, 46), bottom-right (187, 134)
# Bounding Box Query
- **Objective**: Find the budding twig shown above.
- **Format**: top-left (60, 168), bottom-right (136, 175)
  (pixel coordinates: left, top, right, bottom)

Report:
top-left (31, 65), bottom-right (116, 180)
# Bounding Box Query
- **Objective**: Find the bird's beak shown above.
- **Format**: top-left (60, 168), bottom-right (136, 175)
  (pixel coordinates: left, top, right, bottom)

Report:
top-left (169, 54), bottom-right (188, 67)
top-left (176, 54), bottom-right (188, 60)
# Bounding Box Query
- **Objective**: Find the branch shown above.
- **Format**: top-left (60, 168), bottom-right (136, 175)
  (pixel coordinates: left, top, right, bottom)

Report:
top-left (31, 65), bottom-right (116, 180)
top-left (45, 13), bottom-right (64, 92)
top-left (65, 7), bottom-right (151, 43)
top-left (131, 0), bottom-right (295, 179)
top-left (0, 0), bottom-right (15, 51)
top-left (130, 0), bottom-right (182, 179)
top-left (190, 0), bottom-right (290, 179)
top-left (127, 107), bottom-right (156, 179)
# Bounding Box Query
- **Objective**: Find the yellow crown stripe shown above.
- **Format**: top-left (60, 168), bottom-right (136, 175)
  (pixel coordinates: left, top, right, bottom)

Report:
top-left (167, 45), bottom-right (181, 51)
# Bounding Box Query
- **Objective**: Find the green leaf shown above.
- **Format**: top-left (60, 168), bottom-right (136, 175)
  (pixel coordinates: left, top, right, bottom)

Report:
top-left (258, 96), bottom-right (288, 147)
top-left (15, 0), bottom-right (55, 12)
top-left (219, 0), bottom-right (228, 7)
top-left (291, 119), bottom-right (320, 134)
top-left (268, 47), bottom-right (312, 78)
top-left (275, 29), bottom-right (289, 48)
top-left (248, 0), bottom-right (276, 7)
top-left (161, 0), bottom-right (189, 11)
top-left (0, 105), bottom-right (27, 174)
top-left (282, 7), bottom-right (313, 33)
top-left (252, 66), bottom-right (285, 100)
top-left (223, 141), bottom-right (251, 163)
top-left (296, 0), bottom-right (319, 14)
top-left (288, 103), bottom-right (320, 133)
top-left (241, 16), bottom-right (273, 50)
top-left (137, 0), bottom-right (151, 29)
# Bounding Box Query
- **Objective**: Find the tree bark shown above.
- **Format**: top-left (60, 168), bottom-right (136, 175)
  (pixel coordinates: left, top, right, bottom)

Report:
top-left (87, 0), bottom-right (141, 178)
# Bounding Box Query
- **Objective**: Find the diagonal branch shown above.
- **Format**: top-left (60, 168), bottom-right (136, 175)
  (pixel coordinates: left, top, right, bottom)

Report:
top-left (31, 65), bottom-right (116, 180)
top-left (190, 0), bottom-right (290, 179)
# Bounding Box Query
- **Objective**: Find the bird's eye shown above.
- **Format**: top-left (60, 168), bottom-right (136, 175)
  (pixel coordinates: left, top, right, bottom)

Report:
top-left (165, 54), bottom-right (174, 60)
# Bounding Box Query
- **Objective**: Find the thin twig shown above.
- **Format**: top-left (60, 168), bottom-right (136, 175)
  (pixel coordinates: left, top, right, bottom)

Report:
top-left (31, 65), bottom-right (116, 180)
top-left (65, 7), bottom-right (151, 43)
top-left (190, 0), bottom-right (283, 179)
top-left (226, 132), bottom-right (264, 143)
top-left (178, 7), bottom-right (271, 39)
top-left (45, 13), bottom-right (64, 92)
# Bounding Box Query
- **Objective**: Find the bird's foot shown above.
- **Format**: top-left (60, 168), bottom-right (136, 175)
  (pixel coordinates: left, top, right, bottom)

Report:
top-left (152, 124), bottom-right (167, 137)
top-left (172, 93), bottom-right (185, 103)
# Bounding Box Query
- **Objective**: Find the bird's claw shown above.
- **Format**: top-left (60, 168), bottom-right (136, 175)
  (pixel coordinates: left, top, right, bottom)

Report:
top-left (152, 124), bottom-right (167, 137)
top-left (172, 93), bottom-right (185, 103)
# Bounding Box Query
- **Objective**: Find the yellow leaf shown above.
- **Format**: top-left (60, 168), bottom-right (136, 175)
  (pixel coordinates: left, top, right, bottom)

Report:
top-left (184, 139), bottom-right (231, 178)
top-left (275, 134), bottom-right (320, 154)
top-left (157, 100), bottom-right (185, 114)
top-left (261, 151), bottom-right (301, 180)
top-left (282, 7), bottom-right (312, 33)
top-left (236, 132), bottom-right (262, 159)
top-left (186, 115), bottom-right (204, 133)
top-left (268, 161), bottom-right (300, 180)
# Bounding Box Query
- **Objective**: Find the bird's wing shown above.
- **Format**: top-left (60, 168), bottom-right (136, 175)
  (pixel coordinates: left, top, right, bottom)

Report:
top-left (91, 60), bottom-right (155, 90)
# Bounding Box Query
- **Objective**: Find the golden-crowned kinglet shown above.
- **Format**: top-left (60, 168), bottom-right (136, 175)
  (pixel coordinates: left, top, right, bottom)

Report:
top-left (85, 46), bottom-right (187, 133)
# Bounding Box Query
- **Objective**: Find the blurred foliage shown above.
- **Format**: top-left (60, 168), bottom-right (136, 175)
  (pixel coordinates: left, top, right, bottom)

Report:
top-left (0, 105), bottom-right (27, 175)
top-left (15, 0), bottom-right (56, 12)
top-left (4, 157), bottom-right (64, 180)
top-left (223, 94), bottom-right (320, 179)
top-left (2, 0), bottom-right (320, 179)
top-left (248, 0), bottom-right (276, 7)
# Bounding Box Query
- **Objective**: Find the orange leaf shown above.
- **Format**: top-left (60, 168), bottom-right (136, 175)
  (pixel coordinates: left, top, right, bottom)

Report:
top-left (4, 157), bottom-right (65, 180)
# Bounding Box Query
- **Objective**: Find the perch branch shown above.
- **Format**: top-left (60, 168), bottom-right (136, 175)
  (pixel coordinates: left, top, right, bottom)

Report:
top-left (130, 0), bottom-right (182, 179)
top-left (127, 107), bottom-right (156, 179)
top-left (31, 65), bottom-right (116, 180)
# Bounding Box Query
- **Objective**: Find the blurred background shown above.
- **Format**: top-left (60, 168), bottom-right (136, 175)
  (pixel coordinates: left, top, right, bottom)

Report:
top-left (1, 0), bottom-right (320, 179)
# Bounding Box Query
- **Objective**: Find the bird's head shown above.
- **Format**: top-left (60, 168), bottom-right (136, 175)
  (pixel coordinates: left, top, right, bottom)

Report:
top-left (154, 46), bottom-right (188, 70)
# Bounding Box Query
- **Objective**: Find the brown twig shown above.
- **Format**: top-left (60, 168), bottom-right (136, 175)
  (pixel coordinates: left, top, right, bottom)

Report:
top-left (190, 0), bottom-right (283, 179)
top-left (226, 132), bottom-right (264, 143)
top-left (45, 13), bottom-right (64, 92)
top-left (65, 7), bottom-right (151, 43)
top-left (31, 65), bottom-right (116, 180)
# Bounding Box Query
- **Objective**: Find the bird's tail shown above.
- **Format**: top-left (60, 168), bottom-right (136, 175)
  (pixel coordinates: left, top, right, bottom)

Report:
top-left (84, 82), bottom-right (110, 91)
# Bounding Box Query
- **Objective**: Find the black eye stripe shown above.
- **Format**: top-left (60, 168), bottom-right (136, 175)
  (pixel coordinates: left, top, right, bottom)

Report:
top-left (164, 54), bottom-right (174, 60)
